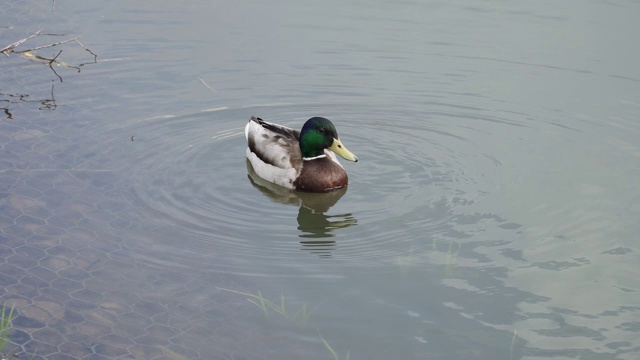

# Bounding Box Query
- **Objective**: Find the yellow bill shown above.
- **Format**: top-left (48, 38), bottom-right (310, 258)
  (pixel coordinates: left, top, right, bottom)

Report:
top-left (329, 138), bottom-right (358, 162)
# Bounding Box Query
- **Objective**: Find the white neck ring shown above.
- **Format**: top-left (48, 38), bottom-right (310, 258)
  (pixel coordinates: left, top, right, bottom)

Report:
top-left (303, 154), bottom-right (327, 161)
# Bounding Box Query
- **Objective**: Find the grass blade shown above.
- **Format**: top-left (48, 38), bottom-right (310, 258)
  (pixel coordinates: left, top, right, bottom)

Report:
top-left (319, 332), bottom-right (339, 360)
top-left (0, 304), bottom-right (16, 353)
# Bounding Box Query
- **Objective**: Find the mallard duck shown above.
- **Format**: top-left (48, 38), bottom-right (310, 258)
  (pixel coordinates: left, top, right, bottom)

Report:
top-left (245, 116), bottom-right (358, 192)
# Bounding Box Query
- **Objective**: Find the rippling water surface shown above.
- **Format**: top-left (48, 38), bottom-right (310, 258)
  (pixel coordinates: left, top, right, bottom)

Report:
top-left (1, 0), bottom-right (639, 359)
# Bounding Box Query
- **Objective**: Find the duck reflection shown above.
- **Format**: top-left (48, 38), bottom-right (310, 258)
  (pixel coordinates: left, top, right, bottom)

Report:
top-left (246, 160), bottom-right (357, 256)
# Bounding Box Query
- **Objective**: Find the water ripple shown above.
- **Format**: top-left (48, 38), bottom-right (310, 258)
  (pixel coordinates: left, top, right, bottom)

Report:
top-left (115, 102), bottom-right (518, 275)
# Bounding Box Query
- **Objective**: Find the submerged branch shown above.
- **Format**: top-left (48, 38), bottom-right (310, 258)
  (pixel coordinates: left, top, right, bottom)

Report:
top-left (198, 78), bottom-right (218, 94)
top-left (1, 83), bottom-right (58, 119)
top-left (0, 28), bottom-right (44, 54)
top-left (75, 39), bottom-right (98, 64)
top-left (14, 36), bottom-right (79, 53)
top-left (1, 28), bottom-right (98, 82)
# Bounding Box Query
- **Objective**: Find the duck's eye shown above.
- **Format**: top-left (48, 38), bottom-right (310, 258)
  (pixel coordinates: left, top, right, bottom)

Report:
top-left (317, 128), bottom-right (325, 134)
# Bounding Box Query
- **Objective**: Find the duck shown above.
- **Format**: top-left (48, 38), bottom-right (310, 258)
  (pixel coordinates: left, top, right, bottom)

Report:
top-left (245, 116), bottom-right (358, 192)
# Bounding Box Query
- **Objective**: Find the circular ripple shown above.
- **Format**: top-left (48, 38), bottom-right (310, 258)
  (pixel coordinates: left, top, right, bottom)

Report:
top-left (119, 103), bottom-right (515, 275)
top-left (312, 105), bottom-right (511, 266)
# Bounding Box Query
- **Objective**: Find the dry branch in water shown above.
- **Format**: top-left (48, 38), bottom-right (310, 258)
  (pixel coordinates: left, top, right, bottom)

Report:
top-left (1, 28), bottom-right (98, 82)
top-left (198, 77), bottom-right (218, 94)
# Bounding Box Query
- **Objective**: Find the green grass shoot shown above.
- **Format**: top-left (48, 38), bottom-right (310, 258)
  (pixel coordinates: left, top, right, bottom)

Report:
top-left (319, 331), bottom-right (350, 360)
top-left (216, 287), bottom-right (310, 322)
top-left (217, 288), bottom-right (349, 358)
top-left (0, 304), bottom-right (16, 354)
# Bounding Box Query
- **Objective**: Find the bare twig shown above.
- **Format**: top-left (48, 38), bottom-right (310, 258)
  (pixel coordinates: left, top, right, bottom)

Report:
top-left (14, 36), bottom-right (79, 53)
top-left (39, 32), bottom-right (68, 36)
top-left (0, 28), bottom-right (44, 55)
top-left (39, 83), bottom-right (57, 110)
top-left (198, 78), bottom-right (218, 93)
top-left (1, 28), bottom-right (98, 82)
top-left (1, 84), bottom-right (57, 116)
top-left (49, 49), bottom-right (63, 63)
top-left (75, 39), bottom-right (98, 63)
top-left (48, 50), bottom-right (64, 82)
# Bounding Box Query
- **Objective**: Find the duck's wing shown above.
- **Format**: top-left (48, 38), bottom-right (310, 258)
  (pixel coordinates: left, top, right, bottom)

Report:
top-left (251, 116), bottom-right (301, 140)
top-left (245, 116), bottom-right (303, 170)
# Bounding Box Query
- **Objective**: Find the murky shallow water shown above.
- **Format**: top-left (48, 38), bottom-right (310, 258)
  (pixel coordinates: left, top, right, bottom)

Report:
top-left (2, 0), bottom-right (640, 359)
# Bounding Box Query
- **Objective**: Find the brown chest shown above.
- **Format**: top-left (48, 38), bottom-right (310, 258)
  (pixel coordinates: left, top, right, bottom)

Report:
top-left (293, 158), bottom-right (348, 192)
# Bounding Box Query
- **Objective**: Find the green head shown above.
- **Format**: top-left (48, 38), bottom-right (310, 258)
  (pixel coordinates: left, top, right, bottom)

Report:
top-left (299, 117), bottom-right (358, 162)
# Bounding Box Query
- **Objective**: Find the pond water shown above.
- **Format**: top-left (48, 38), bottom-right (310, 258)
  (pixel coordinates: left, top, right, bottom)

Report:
top-left (1, 0), bottom-right (639, 359)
